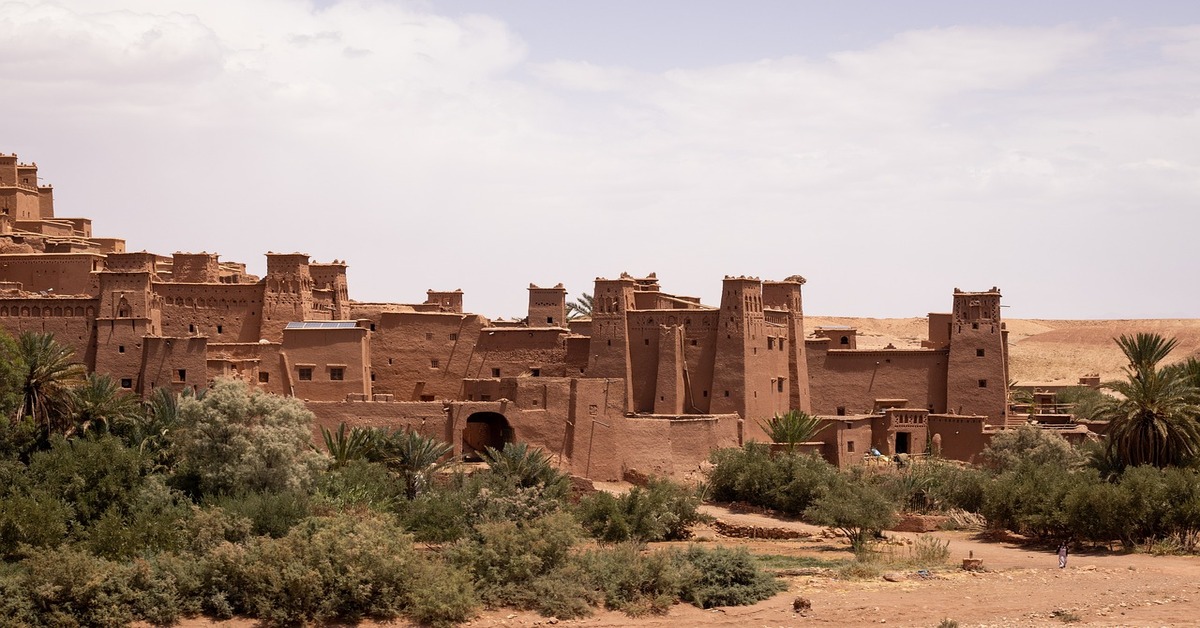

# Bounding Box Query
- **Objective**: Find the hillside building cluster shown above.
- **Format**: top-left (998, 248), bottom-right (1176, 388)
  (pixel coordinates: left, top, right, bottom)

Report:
top-left (1, 153), bottom-right (1023, 479)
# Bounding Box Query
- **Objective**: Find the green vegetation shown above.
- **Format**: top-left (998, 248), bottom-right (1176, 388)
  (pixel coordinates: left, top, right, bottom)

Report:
top-left (0, 329), bottom-right (783, 626)
top-left (757, 409), bottom-right (827, 452)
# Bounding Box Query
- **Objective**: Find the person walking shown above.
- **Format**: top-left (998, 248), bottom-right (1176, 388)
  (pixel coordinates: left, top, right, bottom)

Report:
top-left (1057, 541), bottom-right (1069, 569)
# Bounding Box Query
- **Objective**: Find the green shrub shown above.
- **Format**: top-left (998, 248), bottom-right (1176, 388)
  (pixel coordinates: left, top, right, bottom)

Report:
top-left (211, 513), bottom-right (421, 625)
top-left (0, 488), bottom-right (69, 559)
top-left (27, 434), bottom-right (145, 528)
top-left (170, 378), bottom-right (323, 498)
top-left (400, 485), bottom-right (471, 542)
top-left (912, 534), bottom-right (951, 566)
top-left (0, 566), bottom-right (38, 628)
top-left (707, 444), bottom-right (838, 516)
top-left (20, 545), bottom-right (137, 627)
top-left (84, 476), bottom-right (194, 559)
top-left (316, 458), bottom-right (402, 511)
top-left (580, 543), bottom-right (695, 616)
top-left (678, 545), bottom-right (786, 608)
top-left (448, 511), bottom-right (581, 609)
top-left (404, 558), bottom-right (479, 627)
top-left (527, 563), bottom-right (599, 619)
top-left (804, 479), bottom-right (897, 552)
top-left (577, 478), bottom-right (708, 543)
top-left (213, 489), bottom-right (312, 538)
top-left (482, 442), bottom-right (565, 488)
top-left (981, 425), bottom-right (1084, 473)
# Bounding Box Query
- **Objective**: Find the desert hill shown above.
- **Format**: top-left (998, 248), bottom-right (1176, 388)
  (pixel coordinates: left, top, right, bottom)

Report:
top-left (806, 316), bottom-right (1200, 385)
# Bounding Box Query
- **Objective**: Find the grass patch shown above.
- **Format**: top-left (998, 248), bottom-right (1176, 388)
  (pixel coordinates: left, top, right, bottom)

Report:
top-left (752, 554), bottom-right (845, 571)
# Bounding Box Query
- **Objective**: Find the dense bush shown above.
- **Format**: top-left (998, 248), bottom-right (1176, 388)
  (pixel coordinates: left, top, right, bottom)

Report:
top-left (707, 444), bottom-right (838, 515)
top-left (981, 424), bottom-right (1084, 472)
top-left (213, 489), bottom-right (312, 538)
top-left (580, 543), bottom-right (696, 616)
top-left (577, 478), bottom-right (708, 543)
top-left (677, 545), bottom-right (786, 608)
top-left (315, 458), bottom-right (403, 512)
top-left (170, 379), bottom-right (323, 497)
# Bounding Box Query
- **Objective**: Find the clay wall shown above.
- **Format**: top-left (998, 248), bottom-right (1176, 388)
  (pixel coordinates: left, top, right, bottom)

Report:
top-left (0, 297), bottom-right (98, 367)
top-left (925, 312), bottom-right (952, 348)
top-left (369, 311), bottom-right (486, 400)
top-left (281, 326), bottom-right (370, 401)
top-left (927, 415), bottom-right (992, 463)
top-left (472, 327), bottom-right (570, 379)
top-left (0, 254), bottom-right (101, 295)
top-left (206, 341), bottom-right (284, 395)
top-left (814, 327), bottom-right (856, 349)
top-left (141, 336), bottom-right (208, 394)
top-left (0, 155), bottom-right (15, 186)
top-left (527, 284), bottom-right (566, 327)
top-left (38, 186), bottom-right (53, 218)
top-left (94, 317), bottom-right (155, 391)
top-left (156, 282), bottom-right (265, 342)
top-left (818, 417), bottom-right (875, 468)
top-left (807, 341), bottom-right (949, 416)
top-left (91, 239), bottom-right (126, 254)
top-left (14, 220), bottom-right (73, 237)
top-left (171, 253), bottom-right (220, 283)
top-left (945, 292), bottom-right (1008, 419)
top-left (0, 187), bottom-right (40, 220)
top-left (424, 290), bottom-right (463, 313)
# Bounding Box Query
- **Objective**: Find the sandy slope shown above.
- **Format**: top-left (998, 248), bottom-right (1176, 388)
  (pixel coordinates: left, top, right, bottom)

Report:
top-left (807, 316), bottom-right (1200, 385)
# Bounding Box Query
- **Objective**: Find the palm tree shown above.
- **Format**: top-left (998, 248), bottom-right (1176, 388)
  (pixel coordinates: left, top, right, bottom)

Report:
top-left (320, 422), bottom-right (378, 469)
top-left (67, 373), bottom-right (141, 438)
top-left (1097, 333), bottom-right (1200, 468)
top-left (756, 410), bottom-right (827, 453)
top-left (482, 441), bottom-right (562, 488)
top-left (14, 332), bottom-right (84, 434)
top-left (566, 292), bottom-right (593, 320)
top-left (375, 429), bottom-right (453, 499)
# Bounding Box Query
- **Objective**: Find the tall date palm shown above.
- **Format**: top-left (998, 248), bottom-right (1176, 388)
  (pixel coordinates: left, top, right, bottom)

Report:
top-left (1098, 333), bottom-right (1200, 468)
top-left (14, 332), bottom-right (84, 433)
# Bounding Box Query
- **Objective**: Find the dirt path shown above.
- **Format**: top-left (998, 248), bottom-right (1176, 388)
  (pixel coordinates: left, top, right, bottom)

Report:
top-left (169, 505), bottom-right (1200, 627)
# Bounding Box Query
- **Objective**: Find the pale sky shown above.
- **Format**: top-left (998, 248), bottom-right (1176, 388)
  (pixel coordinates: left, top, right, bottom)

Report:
top-left (3, 1), bottom-right (1198, 319)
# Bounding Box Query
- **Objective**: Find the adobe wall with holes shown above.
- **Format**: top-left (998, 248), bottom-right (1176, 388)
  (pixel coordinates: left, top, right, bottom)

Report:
top-left (469, 327), bottom-right (571, 380)
top-left (367, 310), bottom-right (487, 401)
top-left (0, 254), bottom-right (101, 295)
top-left (806, 340), bottom-right (949, 416)
top-left (280, 326), bottom-right (370, 401)
top-left (156, 282), bottom-right (266, 342)
top-left (0, 297), bottom-right (98, 367)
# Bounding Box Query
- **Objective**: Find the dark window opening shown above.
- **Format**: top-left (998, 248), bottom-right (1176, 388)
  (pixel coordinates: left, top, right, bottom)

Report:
top-left (492, 368), bottom-right (501, 377)
top-left (298, 367), bottom-right (313, 381)
top-left (547, 317), bottom-right (554, 324)
top-left (369, 323), bottom-right (376, 331)
top-left (259, 372), bottom-right (269, 383)
top-left (176, 369), bottom-right (186, 382)
top-left (370, 372), bottom-right (376, 381)
top-left (120, 378), bottom-right (132, 389)
top-left (768, 338), bottom-right (775, 350)
top-left (425, 332), bottom-right (433, 340)
top-left (972, 322), bottom-right (979, 330)
top-left (976, 348), bottom-right (985, 357)
top-left (703, 390), bottom-right (708, 397)
top-left (777, 379), bottom-right (784, 393)
top-left (330, 368), bottom-right (344, 381)
top-left (430, 359), bottom-right (439, 369)
top-left (531, 368), bottom-right (540, 377)
top-left (840, 336), bottom-right (849, 345)
top-left (644, 338), bottom-right (650, 345)
top-left (724, 390), bottom-right (730, 397)
top-left (388, 358), bottom-right (393, 365)
top-left (978, 379), bottom-right (988, 388)
top-left (836, 406), bottom-right (846, 416)
top-left (216, 325), bottom-right (223, 334)
top-left (691, 339), bottom-right (697, 346)
top-left (189, 324), bottom-right (195, 333)
top-left (450, 333), bottom-right (457, 340)
top-left (607, 339), bottom-right (611, 346)
top-left (847, 440), bottom-right (856, 453)
top-left (118, 345), bottom-right (125, 353)
top-left (420, 394), bottom-right (436, 401)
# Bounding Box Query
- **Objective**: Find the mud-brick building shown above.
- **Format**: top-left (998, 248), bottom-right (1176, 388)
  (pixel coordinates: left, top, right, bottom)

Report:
top-left (0, 151), bottom-right (1014, 478)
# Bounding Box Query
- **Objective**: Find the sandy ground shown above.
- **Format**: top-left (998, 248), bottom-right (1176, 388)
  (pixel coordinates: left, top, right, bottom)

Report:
top-left (169, 504), bottom-right (1200, 628)
top-left (807, 316), bottom-right (1200, 385)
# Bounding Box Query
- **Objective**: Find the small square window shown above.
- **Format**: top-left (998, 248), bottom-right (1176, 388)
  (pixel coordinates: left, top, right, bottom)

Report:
top-left (330, 368), bottom-right (344, 381)
top-left (690, 339), bottom-right (697, 346)
top-left (492, 368), bottom-right (501, 377)
top-left (449, 333), bottom-right (457, 341)
top-left (370, 372), bottom-right (376, 381)
top-left (425, 332), bottom-right (433, 341)
top-left (972, 322), bottom-right (979, 330)
top-left (369, 323), bottom-right (376, 331)
top-left (118, 345), bottom-right (125, 353)
top-left (547, 317), bottom-right (554, 324)
top-left (420, 394), bottom-right (436, 401)
top-left (120, 378), bottom-right (132, 389)
top-left (767, 338), bottom-right (775, 350)
top-left (978, 379), bottom-right (988, 388)
top-left (430, 359), bottom-right (439, 369)
top-left (259, 372), bottom-right (269, 383)
top-left (702, 390), bottom-right (708, 397)
top-left (188, 324), bottom-right (195, 333)
top-left (836, 406), bottom-right (846, 416)
top-left (976, 348), bottom-right (985, 357)
top-left (847, 440), bottom-right (856, 453)
top-left (298, 367), bottom-right (313, 381)
top-left (644, 338), bottom-right (650, 345)
top-left (777, 380), bottom-right (784, 393)
top-left (531, 368), bottom-right (541, 377)
top-left (216, 325), bottom-right (223, 334)
top-left (176, 369), bottom-right (186, 382)
top-left (724, 390), bottom-right (730, 397)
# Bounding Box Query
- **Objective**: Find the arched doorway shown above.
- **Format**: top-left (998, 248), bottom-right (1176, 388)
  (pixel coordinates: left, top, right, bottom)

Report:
top-left (462, 412), bottom-right (513, 461)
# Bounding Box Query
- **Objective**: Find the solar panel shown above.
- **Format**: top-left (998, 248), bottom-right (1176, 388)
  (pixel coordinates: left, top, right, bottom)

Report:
top-left (284, 321), bottom-right (360, 330)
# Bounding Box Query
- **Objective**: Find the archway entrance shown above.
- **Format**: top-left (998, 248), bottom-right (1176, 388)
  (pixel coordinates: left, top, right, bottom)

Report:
top-left (463, 412), bottom-right (513, 461)
top-left (895, 431), bottom-right (911, 455)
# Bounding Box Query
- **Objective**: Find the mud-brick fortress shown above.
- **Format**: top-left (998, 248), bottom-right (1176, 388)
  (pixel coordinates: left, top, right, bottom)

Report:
top-left (1, 153), bottom-right (1019, 479)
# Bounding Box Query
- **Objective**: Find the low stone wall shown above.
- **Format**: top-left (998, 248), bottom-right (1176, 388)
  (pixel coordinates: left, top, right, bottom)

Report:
top-left (713, 520), bottom-right (812, 540)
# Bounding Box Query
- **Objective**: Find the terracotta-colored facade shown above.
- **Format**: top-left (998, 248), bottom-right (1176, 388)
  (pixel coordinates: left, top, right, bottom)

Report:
top-left (0, 153), bottom-right (1015, 478)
